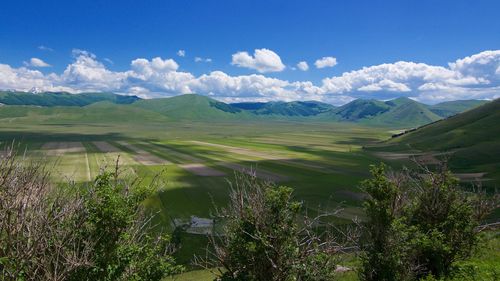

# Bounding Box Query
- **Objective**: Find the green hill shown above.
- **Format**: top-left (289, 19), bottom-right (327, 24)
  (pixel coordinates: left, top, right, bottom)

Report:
top-left (382, 99), bottom-right (500, 182)
top-left (327, 99), bottom-right (391, 121)
top-left (367, 97), bottom-right (442, 127)
top-left (0, 91), bottom-right (140, 107)
top-left (0, 102), bottom-right (169, 125)
top-left (387, 99), bottom-right (500, 151)
top-left (319, 97), bottom-right (441, 127)
top-left (132, 94), bottom-right (249, 120)
top-left (429, 100), bottom-right (489, 117)
top-left (231, 101), bottom-right (334, 116)
top-left (0, 91), bottom-right (489, 128)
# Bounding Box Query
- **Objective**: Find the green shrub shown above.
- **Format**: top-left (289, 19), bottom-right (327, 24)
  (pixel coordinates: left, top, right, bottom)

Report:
top-left (359, 164), bottom-right (497, 281)
top-left (206, 173), bottom-right (339, 281)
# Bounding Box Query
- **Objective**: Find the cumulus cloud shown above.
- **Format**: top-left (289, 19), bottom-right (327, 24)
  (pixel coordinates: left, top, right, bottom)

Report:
top-left (297, 61), bottom-right (309, 71)
top-left (315, 57), bottom-right (337, 69)
top-left (231, 48), bottom-right (286, 73)
top-left (1, 49), bottom-right (499, 105)
top-left (177, 50), bottom-right (186, 57)
top-left (24, 58), bottom-right (51, 68)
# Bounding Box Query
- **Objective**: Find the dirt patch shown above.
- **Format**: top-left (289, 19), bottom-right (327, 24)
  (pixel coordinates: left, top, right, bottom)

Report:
top-left (375, 151), bottom-right (454, 164)
top-left (453, 173), bottom-right (488, 181)
top-left (150, 144), bottom-right (203, 163)
top-left (373, 152), bottom-right (419, 160)
top-left (217, 162), bottom-right (290, 182)
top-left (42, 142), bottom-right (86, 156)
top-left (179, 163), bottom-right (225, 176)
top-left (92, 141), bottom-right (121, 153)
top-left (117, 141), bottom-right (171, 166)
top-left (415, 154), bottom-right (440, 165)
top-left (335, 190), bottom-right (369, 201)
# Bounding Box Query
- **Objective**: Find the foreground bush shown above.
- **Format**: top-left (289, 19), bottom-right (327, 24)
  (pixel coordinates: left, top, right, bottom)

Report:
top-left (359, 164), bottom-right (499, 281)
top-left (0, 149), bottom-right (181, 281)
top-left (202, 173), bottom-right (344, 281)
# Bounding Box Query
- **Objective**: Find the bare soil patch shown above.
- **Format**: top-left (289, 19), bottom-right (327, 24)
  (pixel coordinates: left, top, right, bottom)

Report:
top-left (117, 141), bottom-right (171, 166)
top-left (178, 163), bottom-right (225, 177)
top-left (151, 144), bottom-right (202, 163)
top-left (92, 141), bottom-right (121, 153)
top-left (335, 190), bottom-right (369, 201)
top-left (453, 173), bottom-right (488, 181)
top-left (373, 152), bottom-right (419, 161)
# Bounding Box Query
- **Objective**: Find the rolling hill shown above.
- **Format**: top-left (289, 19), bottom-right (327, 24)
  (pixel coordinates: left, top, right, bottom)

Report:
top-left (380, 99), bottom-right (500, 182)
top-left (318, 97), bottom-right (442, 127)
top-left (0, 91), bottom-right (140, 107)
top-left (387, 98), bottom-right (500, 151)
top-left (231, 101), bottom-right (335, 116)
top-left (428, 100), bottom-right (489, 117)
top-left (0, 91), bottom-right (489, 127)
top-left (132, 94), bottom-right (250, 120)
top-left (325, 99), bottom-right (391, 121)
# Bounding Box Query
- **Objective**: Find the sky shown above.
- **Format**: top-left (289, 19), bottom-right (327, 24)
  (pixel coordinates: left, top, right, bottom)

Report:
top-left (0, 0), bottom-right (499, 105)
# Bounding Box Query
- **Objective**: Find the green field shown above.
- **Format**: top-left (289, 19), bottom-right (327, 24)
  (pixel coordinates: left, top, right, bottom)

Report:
top-left (0, 117), bottom-right (390, 221)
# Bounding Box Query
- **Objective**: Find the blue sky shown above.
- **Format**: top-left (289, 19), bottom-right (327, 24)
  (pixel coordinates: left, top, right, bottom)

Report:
top-left (1, 0), bottom-right (499, 104)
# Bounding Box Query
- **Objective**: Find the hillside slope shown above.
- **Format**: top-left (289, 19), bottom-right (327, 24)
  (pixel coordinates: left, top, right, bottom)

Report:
top-left (367, 97), bottom-right (442, 127)
top-left (381, 99), bottom-right (500, 182)
top-left (429, 100), bottom-right (489, 117)
top-left (0, 91), bottom-right (140, 106)
top-left (231, 101), bottom-right (334, 116)
top-left (388, 99), bottom-right (500, 150)
top-left (319, 97), bottom-right (443, 127)
top-left (132, 94), bottom-right (250, 120)
top-left (0, 102), bottom-right (170, 124)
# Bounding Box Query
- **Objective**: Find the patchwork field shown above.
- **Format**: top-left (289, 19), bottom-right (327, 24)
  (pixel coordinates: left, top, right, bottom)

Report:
top-left (0, 120), bottom-right (390, 223)
top-left (3, 117), bottom-right (496, 271)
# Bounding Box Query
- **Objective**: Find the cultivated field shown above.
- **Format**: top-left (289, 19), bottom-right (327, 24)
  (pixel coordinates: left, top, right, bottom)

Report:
top-left (1, 115), bottom-right (498, 276)
top-left (0, 120), bottom-right (390, 222)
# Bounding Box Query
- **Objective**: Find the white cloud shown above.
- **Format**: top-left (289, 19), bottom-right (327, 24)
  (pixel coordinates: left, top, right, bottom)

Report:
top-left (177, 50), bottom-right (186, 57)
top-left (1, 49), bottom-right (499, 105)
top-left (38, 45), bottom-right (53, 52)
top-left (297, 61), bottom-right (309, 71)
top-left (315, 57), bottom-right (337, 69)
top-left (194, 57), bottom-right (212, 63)
top-left (231, 48), bottom-right (286, 73)
top-left (131, 57), bottom-right (179, 75)
top-left (24, 58), bottom-right (51, 68)
top-left (358, 79), bottom-right (411, 92)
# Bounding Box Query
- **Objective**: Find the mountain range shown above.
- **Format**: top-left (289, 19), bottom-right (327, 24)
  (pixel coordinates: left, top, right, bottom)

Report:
top-left (0, 91), bottom-right (489, 128)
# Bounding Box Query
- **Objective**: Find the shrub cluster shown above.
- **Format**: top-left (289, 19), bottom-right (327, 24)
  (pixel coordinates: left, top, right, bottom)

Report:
top-left (359, 164), bottom-right (497, 281)
top-left (0, 150), bottom-right (181, 281)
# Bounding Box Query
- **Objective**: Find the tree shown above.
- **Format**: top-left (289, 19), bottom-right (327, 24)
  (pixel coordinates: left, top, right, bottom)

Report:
top-left (201, 172), bottom-right (341, 281)
top-left (359, 164), bottom-right (412, 281)
top-left (405, 167), bottom-right (482, 278)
